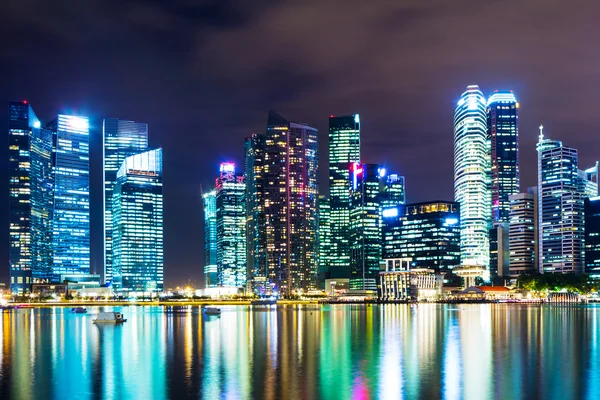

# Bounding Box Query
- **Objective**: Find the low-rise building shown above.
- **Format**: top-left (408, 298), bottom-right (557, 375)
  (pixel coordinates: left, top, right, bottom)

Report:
top-left (379, 259), bottom-right (443, 302)
top-left (456, 286), bottom-right (513, 301)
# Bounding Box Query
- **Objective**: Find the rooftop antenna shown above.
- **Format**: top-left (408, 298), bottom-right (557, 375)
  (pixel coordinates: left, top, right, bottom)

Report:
top-left (538, 124), bottom-right (544, 141)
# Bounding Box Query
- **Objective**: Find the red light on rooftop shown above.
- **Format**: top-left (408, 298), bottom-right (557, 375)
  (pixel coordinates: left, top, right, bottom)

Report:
top-left (23, 100), bottom-right (28, 104)
top-left (329, 114), bottom-right (335, 118)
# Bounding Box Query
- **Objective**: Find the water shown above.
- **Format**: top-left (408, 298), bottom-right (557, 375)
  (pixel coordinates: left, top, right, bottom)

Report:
top-left (1, 304), bottom-right (599, 399)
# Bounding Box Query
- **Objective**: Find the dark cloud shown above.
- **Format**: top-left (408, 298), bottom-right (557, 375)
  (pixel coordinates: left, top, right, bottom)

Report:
top-left (0, 0), bottom-right (599, 286)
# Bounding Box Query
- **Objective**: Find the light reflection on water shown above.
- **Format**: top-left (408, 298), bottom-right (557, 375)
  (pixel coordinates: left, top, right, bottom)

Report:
top-left (0, 304), bottom-right (599, 399)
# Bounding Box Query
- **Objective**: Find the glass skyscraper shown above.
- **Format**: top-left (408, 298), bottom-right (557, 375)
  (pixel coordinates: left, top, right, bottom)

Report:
top-left (585, 197), bottom-right (600, 278)
top-left (382, 201), bottom-right (460, 274)
top-left (328, 115), bottom-right (360, 278)
top-left (112, 148), bottom-right (163, 293)
top-left (454, 85), bottom-right (491, 272)
top-left (318, 195), bottom-right (331, 281)
top-left (49, 114), bottom-right (91, 278)
top-left (508, 191), bottom-right (537, 276)
top-left (215, 162), bottom-right (246, 288)
top-left (487, 91), bottom-right (519, 224)
top-left (203, 190), bottom-right (218, 288)
top-left (103, 118), bottom-right (148, 284)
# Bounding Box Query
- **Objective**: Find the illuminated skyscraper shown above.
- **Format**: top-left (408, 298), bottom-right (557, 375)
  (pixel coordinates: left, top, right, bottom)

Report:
top-left (454, 85), bottom-right (491, 271)
top-left (262, 111), bottom-right (319, 295)
top-left (585, 197), bottom-right (600, 277)
top-left (216, 162), bottom-right (246, 288)
top-left (203, 190), bottom-right (217, 288)
top-left (487, 91), bottom-right (519, 223)
top-left (48, 114), bottom-right (91, 278)
top-left (536, 127), bottom-right (584, 273)
top-left (328, 115), bottom-right (360, 278)
top-left (112, 149), bottom-right (163, 293)
top-left (318, 195), bottom-right (331, 281)
top-left (508, 190), bottom-right (537, 276)
top-left (103, 118), bottom-right (148, 284)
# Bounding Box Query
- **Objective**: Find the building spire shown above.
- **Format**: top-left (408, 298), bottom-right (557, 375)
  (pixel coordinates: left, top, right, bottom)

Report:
top-left (538, 124), bottom-right (544, 141)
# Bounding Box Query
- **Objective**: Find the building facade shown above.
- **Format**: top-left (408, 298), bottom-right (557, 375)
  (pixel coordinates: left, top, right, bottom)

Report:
top-left (382, 201), bottom-right (460, 274)
top-left (112, 149), bottom-right (163, 293)
top-left (508, 191), bottom-right (537, 276)
top-left (215, 162), bottom-right (246, 288)
top-left (318, 195), bottom-right (331, 284)
top-left (585, 197), bottom-right (600, 278)
top-left (454, 85), bottom-right (491, 271)
top-left (328, 115), bottom-right (361, 278)
top-left (203, 190), bottom-right (218, 288)
top-left (103, 118), bottom-right (148, 284)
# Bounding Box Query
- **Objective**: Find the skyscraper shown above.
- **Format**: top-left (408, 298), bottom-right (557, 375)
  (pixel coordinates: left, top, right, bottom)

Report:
top-left (318, 195), bottom-right (331, 282)
top-left (203, 190), bottom-right (218, 288)
top-left (215, 162), bottom-right (246, 288)
top-left (508, 191), bottom-right (537, 276)
top-left (112, 148), bottom-right (163, 293)
top-left (487, 91), bottom-right (519, 224)
top-left (328, 115), bottom-right (360, 278)
top-left (48, 114), bottom-right (91, 278)
top-left (261, 111), bottom-right (319, 296)
top-left (382, 201), bottom-right (460, 274)
top-left (103, 118), bottom-right (148, 284)
top-left (585, 197), bottom-right (600, 278)
top-left (454, 85), bottom-right (491, 271)
top-left (536, 127), bottom-right (584, 274)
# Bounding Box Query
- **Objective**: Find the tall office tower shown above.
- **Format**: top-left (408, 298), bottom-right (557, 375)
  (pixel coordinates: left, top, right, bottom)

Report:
top-left (454, 85), bottom-right (491, 272)
top-left (328, 114), bottom-right (360, 278)
top-left (103, 118), bottom-right (148, 284)
top-left (508, 190), bottom-right (537, 276)
top-left (8, 101), bottom-right (53, 292)
top-left (578, 163), bottom-right (599, 198)
top-left (487, 91), bottom-right (519, 224)
top-left (244, 134), bottom-right (267, 290)
top-left (202, 190), bottom-right (218, 288)
top-left (382, 201), bottom-right (460, 274)
top-left (381, 172), bottom-right (406, 209)
top-left (215, 162), bottom-right (246, 288)
top-left (48, 114), bottom-right (91, 278)
top-left (536, 127), bottom-right (584, 274)
top-left (112, 149), bottom-right (163, 293)
top-left (585, 197), bottom-right (600, 278)
top-left (318, 195), bottom-right (331, 281)
top-left (262, 111), bottom-right (319, 296)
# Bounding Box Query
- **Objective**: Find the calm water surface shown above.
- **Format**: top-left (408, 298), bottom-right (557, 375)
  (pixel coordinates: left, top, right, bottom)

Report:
top-left (0, 304), bottom-right (599, 399)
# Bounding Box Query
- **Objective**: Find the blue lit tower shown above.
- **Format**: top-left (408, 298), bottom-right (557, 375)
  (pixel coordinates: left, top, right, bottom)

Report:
top-left (112, 149), bottom-right (163, 292)
top-left (487, 91), bottom-right (519, 223)
top-left (453, 85), bottom-right (491, 272)
top-left (48, 114), bottom-right (91, 278)
top-left (215, 162), bottom-right (247, 288)
top-left (203, 190), bottom-right (218, 288)
top-left (103, 118), bottom-right (148, 284)
top-left (328, 114), bottom-right (360, 278)
top-left (536, 126), bottom-right (584, 273)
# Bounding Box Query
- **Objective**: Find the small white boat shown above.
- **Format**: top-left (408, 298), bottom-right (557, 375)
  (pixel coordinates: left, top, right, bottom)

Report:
top-left (93, 311), bottom-right (127, 324)
top-left (202, 307), bottom-right (221, 316)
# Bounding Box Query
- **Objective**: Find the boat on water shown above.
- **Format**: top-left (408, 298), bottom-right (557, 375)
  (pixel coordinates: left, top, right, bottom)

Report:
top-left (93, 312), bottom-right (127, 324)
top-left (251, 299), bottom-right (277, 306)
top-left (202, 307), bottom-right (221, 316)
top-left (71, 307), bottom-right (87, 314)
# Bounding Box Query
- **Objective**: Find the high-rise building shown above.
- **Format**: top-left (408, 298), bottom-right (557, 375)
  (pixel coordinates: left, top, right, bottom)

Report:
top-left (585, 197), bottom-right (600, 278)
top-left (103, 118), bottom-right (148, 284)
top-left (203, 190), bottom-right (218, 288)
top-left (578, 164), bottom-right (599, 198)
top-left (328, 115), bottom-right (360, 278)
top-left (487, 91), bottom-right (519, 224)
top-left (454, 85), bottom-right (491, 272)
top-left (215, 162), bottom-right (246, 288)
top-left (489, 224), bottom-right (509, 277)
top-left (112, 148), bottom-right (163, 293)
top-left (508, 190), bottom-right (537, 276)
top-left (382, 201), bottom-right (460, 274)
top-left (48, 114), bottom-right (91, 278)
top-left (318, 195), bottom-right (331, 282)
top-left (260, 111), bottom-right (319, 296)
top-left (536, 127), bottom-right (584, 274)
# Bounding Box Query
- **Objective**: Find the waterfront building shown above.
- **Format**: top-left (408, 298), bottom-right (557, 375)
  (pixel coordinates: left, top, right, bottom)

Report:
top-left (536, 127), bottom-right (584, 274)
top-left (378, 260), bottom-right (442, 302)
top-left (48, 114), bottom-right (91, 278)
top-left (585, 197), bottom-right (600, 278)
top-left (487, 91), bottom-right (519, 224)
top-left (382, 201), bottom-right (460, 274)
top-left (112, 149), bottom-right (163, 293)
top-left (508, 191), bottom-right (537, 276)
top-left (103, 118), bottom-right (148, 284)
top-left (489, 224), bottom-right (509, 277)
top-left (454, 85), bottom-right (491, 272)
top-left (203, 190), bottom-right (218, 288)
top-left (328, 114), bottom-right (361, 278)
top-left (259, 111), bottom-right (319, 296)
top-left (215, 162), bottom-right (246, 288)
top-left (318, 195), bottom-right (331, 281)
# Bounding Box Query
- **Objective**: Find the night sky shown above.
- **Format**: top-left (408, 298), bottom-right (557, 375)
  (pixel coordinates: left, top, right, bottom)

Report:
top-left (1, 0), bottom-right (599, 288)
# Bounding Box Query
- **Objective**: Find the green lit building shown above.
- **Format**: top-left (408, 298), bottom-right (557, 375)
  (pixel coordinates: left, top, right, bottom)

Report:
top-left (203, 190), bottom-right (217, 288)
top-left (318, 195), bottom-right (331, 282)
